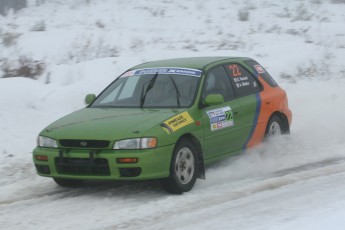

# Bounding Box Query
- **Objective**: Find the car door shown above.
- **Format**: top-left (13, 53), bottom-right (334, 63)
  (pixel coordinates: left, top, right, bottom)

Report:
top-left (201, 65), bottom-right (244, 160)
top-left (224, 63), bottom-right (263, 148)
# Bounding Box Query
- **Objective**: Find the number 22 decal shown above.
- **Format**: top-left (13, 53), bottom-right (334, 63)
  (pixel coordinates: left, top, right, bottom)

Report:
top-left (229, 64), bottom-right (242, 77)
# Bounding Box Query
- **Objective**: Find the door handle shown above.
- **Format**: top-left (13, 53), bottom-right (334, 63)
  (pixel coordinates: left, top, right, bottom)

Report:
top-left (265, 99), bottom-right (271, 105)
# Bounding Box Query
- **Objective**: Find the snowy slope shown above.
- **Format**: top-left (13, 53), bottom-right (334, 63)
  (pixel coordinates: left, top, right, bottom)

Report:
top-left (1, 0), bottom-right (345, 229)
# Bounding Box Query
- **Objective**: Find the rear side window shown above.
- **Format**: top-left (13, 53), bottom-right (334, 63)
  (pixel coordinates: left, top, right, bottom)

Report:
top-left (224, 64), bottom-right (261, 98)
top-left (245, 60), bottom-right (278, 87)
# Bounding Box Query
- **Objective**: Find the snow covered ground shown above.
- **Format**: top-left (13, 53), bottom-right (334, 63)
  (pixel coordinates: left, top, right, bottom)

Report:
top-left (1, 0), bottom-right (345, 229)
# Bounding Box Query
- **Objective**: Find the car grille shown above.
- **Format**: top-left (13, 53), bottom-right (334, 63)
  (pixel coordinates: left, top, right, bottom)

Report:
top-left (59, 139), bottom-right (110, 148)
top-left (55, 157), bottom-right (110, 176)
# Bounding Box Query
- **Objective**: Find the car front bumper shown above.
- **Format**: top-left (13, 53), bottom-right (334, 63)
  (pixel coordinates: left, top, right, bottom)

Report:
top-left (33, 145), bottom-right (173, 180)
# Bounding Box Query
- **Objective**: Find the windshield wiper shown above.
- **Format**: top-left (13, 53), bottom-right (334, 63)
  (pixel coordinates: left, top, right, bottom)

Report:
top-left (140, 72), bottom-right (159, 108)
top-left (169, 76), bottom-right (181, 108)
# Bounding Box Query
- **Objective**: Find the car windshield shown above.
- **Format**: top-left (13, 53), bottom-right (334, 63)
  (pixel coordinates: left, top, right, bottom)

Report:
top-left (90, 67), bottom-right (202, 108)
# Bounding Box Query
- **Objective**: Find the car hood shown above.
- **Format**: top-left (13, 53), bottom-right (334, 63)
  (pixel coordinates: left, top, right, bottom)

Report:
top-left (41, 108), bottom-right (182, 140)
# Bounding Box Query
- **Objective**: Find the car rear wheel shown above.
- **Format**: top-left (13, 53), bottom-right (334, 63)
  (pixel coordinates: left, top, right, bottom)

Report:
top-left (53, 178), bottom-right (84, 187)
top-left (265, 115), bottom-right (283, 138)
top-left (162, 140), bottom-right (198, 194)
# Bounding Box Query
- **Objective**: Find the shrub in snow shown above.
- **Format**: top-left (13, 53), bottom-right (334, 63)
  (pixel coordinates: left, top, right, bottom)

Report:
top-left (183, 43), bottom-right (198, 52)
top-left (331, 0), bottom-right (345, 3)
top-left (217, 38), bottom-right (245, 51)
top-left (276, 7), bottom-right (291, 18)
top-left (1, 56), bottom-right (45, 79)
top-left (35, 0), bottom-right (46, 7)
top-left (265, 25), bottom-right (282, 34)
top-left (95, 20), bottom-right (105, 29)
top-left (1, 32), bottom-right (21, 47)
top-left (130, 38), bottom-right (144, 52)
top-left (238, 9), bottom-right (249, 21)
top-left (292, 3), bottom-right (313, 21)
top-left (68, 37), bottom-right (119, 63)
top-left (0, 0), bottom-right (27, 16)
top-left (281, 56), bottom-right (333, 82)
top-left (150, 9), bottom-right (165, 17)
top-left (311, 0), bottom-right (322, 4)
top-left (296, 60), bottom-right (332, 79)
top-left (31, 21), bottom-right (46, 32)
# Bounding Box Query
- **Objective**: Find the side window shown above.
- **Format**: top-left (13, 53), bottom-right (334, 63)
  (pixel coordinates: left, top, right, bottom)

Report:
top-left (202, 66), bottom-right (235, 101)
top-left (98, 81), bottom-right (123, 104)
top-left (118, 75), bottom-right (139, 100)
top-left (225, 63), bottom-right (261, 98)
top-left (245, 60), bottom-right (278, 87)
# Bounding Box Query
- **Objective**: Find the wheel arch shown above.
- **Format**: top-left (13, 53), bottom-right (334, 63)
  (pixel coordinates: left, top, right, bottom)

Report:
top-left (176, 133), bottom-right (205, 179)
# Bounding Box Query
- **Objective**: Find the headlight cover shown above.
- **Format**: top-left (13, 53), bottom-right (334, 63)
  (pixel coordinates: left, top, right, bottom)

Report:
top-left (113, 138), bottom-right (157, 149)
top-left (37, 136), bottom-right (58, 148)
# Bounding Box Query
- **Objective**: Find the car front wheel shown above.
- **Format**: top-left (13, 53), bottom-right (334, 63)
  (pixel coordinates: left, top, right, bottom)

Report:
top-left (162, 140), bottom-right (198, 194)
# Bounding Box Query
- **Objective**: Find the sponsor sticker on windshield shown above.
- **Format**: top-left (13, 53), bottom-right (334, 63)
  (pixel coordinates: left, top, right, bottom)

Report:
top-left (121, 67), bottom-right (202, 78)
top-left (161, 111), bottom-right (194, 134)
top-left (206, 106), bottom-right (234, 131)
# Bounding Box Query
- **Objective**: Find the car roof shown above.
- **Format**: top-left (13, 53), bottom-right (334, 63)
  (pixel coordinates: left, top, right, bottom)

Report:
top-left (130, 57), bottom-right (252, 70)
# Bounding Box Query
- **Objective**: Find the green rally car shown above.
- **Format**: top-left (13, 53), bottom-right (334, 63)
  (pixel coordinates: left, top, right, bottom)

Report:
top-left (33, 57), bottom-right (292, 194)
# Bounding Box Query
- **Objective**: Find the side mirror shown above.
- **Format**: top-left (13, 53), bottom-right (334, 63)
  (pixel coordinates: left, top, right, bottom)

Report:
top-left (204, 94), bottom-right (224, 106)
top-left (85, 94), bottom-right (96, 105)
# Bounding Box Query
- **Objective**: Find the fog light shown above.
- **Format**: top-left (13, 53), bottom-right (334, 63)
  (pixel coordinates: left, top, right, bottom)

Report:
top-left (35, 165), bottom-right (51, 174)
top-left (119, 167), bottom-right (141, 177)
top-left (35, 155), bottom-right (48, 161)
top-left (117, 158), bottom-right (138, 164)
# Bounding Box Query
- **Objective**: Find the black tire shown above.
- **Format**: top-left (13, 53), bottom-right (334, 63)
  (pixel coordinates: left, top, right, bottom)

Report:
top-left (53, 178), bottom-right (84, 187)
top-left (162, 140), bottom-right (198, 194)
top-left (265, 115), bottom-right (284, 138)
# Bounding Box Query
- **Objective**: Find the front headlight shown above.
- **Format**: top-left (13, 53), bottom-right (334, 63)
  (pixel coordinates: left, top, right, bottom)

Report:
top-left (113, 138), bottom-right (157, 149)
top-left (37, 136), bottom-right (58, 148)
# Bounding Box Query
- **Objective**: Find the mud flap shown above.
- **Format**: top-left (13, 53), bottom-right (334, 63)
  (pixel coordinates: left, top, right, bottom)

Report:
top-left (198, 152), bottom-right (206, 179)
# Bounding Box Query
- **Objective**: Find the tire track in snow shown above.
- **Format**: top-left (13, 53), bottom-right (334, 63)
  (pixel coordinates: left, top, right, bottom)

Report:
top-left (1, 156), bottom-right (344, 207)
top-left (104, 158), bottom-right (345, 230)
top-left (0, 187), bottom-right (79, 206)
top-left (0, 180), bottom-right (161, 206)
